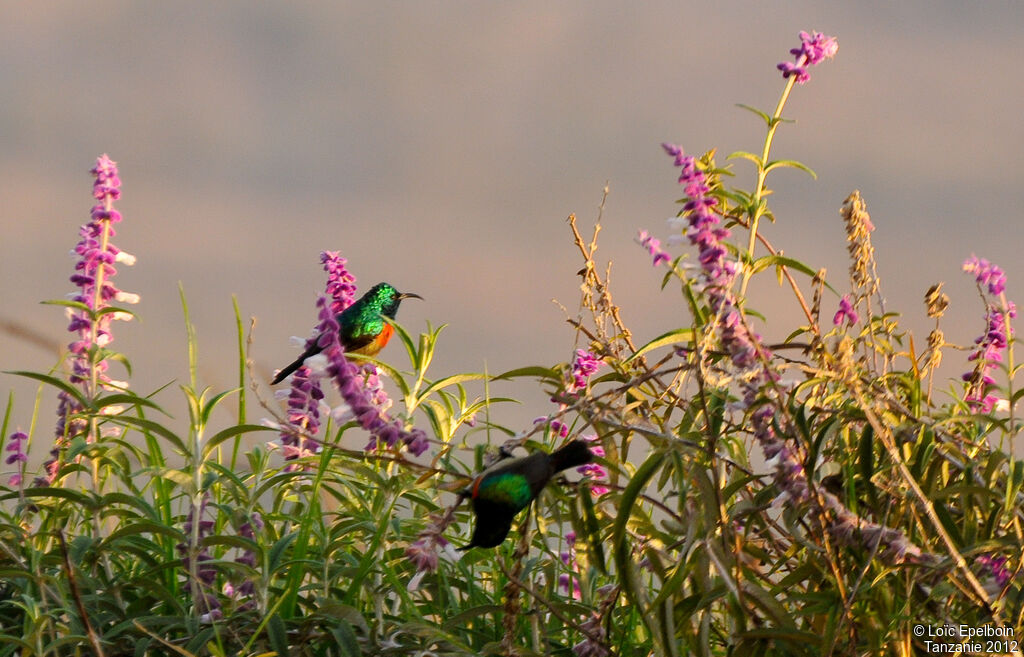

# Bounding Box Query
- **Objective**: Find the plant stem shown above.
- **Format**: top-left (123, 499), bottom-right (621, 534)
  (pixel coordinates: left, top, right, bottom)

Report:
top-left (740, 57), bottom-right (804, 298)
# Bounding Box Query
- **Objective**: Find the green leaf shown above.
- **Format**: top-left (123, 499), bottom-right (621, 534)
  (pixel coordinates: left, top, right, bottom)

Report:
top-left (579, 487), bottom-right (606, 575)
top-left (735, 103), bottom-right (772, 125)
top-left (40, 298), bottom-right (92, 313)
top-left (269, 532), bottom-right (298, 574)
top-left (99, 491), bottom-right (160, 518)
top-left (202, 423), bottom-right (274, 459)
top-left (330, 621), bottom-right (362, 657)
top-left (147, 468), bottom-right (193, 488)
top-left (858, 424), bottom-right (877, 509)
top-left (726, 151), bottom-right (764, 168)
top-left (933, 502), bottom-right (964, 547)
top-left (749, 255), bottom-right (818, 278)
top-left (93, 393), bottom-right (165, 414)
top-left (316, 600), bottom-right (370, 634)
top-left (389, 318), bottom-right (420, 368)
top-left (95, 304), bottom-right (140, 320)
top-left (105, 351), bottom-right (133, 376)
top-left (1007, 459), bottom-right (1024, 514)
top-left (14, 487), bottom-right (97, 509)
top-left (764, 159), bottom-right (817, 179)
top-left (805, 416), bottom-right (836, 482)
top-left (108, 415), bottom-right (188, 453)
top-left (4, 371), bottom-right (89, 409)
top-left (626, 328), bottom-right (695, 363)
top-left (267, 613), bottom-right (290, 657)
top-left (442, 604), bottom-right (503, 629)
top-left (419, 373), bottom-right (487, 399)
top-left (491, 365), bottom-right (560, 382)
top-left (101, 521), bottom-right (185, 548)
top-left (612, 449), bottom-right (667, 656)
top-left (200, 388), bottom-right (240, 426)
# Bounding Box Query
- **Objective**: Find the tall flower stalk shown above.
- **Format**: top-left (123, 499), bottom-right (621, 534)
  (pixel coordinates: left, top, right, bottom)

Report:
top-left (962, 255), bottom-right (1016, 416)
top-left (653, 33), bottom-right (925, 567)
top-left (39, 155), bottom-right (138, 486)
top-left (741, 31), bottom-right (837, 296)
top-left (277, 251), bottom-right (357, 468)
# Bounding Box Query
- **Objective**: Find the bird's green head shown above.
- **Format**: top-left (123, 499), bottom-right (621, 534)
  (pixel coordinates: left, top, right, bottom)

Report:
top-left (364, 282), bottom-right (423, 319)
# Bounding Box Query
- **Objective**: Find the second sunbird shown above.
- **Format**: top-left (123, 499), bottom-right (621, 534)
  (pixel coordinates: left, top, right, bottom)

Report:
top-left (461, 440), bottom-right (595, 549)
top-left (271, 282), bottom-right (422, 384)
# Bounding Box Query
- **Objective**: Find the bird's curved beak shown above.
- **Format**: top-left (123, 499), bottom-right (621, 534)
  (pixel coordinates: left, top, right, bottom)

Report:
top-left (399, 292), bottom-right (423, 301)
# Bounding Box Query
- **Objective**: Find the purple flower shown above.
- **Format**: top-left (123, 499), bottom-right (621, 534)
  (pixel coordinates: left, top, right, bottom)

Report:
top-left (749, 397), bottom-right (810, 505)
top-left (721, 310), bottom-right (759, 369)
top-left (577, 437), bottom-right (608, 497)
top-left (406, 510), bottom-right (456, 575)
top-left (406, 535), bottom-right (448, 573)
top-left (962, 304), bottom-right (1015, 413)
top-left (226, 512), bottom-right (264, 606)
top-left (963, 255), bottom-right (1007, 296)
top-left (833, 294), bottom-right (859, 326)
top-left (5, 431), bottom-right (27, 487)
top-left (279, 365), bottom-right (324, 470)
top-left (321, 250), bottom-right (358, 314)
top-left (5, 432), bottom-right (27, 465)
top-left (533, 416), bottom-right (570, 439)
top-left (961, 256), bottom-right (1015, 412)
top-left (977, 554), bottom-right (1013, 588)
top-left (661, 144), bottom-right (733, 293)
top-left (558, 573), bottom-right (582, 600)
top-left (280, 251), bottom-right (354, 447)
top-left (177, 494), bottom-right (221, 620)
top-left (568, 349), bottom-right (603, 393)
top-left (776, 61), bottom-right (809, 84)
top-left (795, 30), bottom-right (840, 65)
top-left (637, 229), bottom-right (671, 266)
top-left (402, 428), bottom-right (430, 457)
top-left (39, 155), bottom-right (138, 487)
top-left (578, 463), bottom-right (609, 497)
top-left (662, 144), bottom-right (764, 372)
top-left (558, 531), bottom-right (583, 600)
top-left (573, 613), bottom-right (611, 657)
top-left (777, 31), bottom-right (838, 84)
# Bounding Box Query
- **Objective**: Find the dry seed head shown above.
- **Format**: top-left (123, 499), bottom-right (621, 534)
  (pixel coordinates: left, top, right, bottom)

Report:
top-left (811, 268), bottom-right (826, 327)
top-left (836, 335), bottom-right (857, 382)
top-left (927, 328), bottom-right (944, 370)
top-left (840, 191), bottom-right (877, 296)
top-left (924, 283), bottom-right (949, 318)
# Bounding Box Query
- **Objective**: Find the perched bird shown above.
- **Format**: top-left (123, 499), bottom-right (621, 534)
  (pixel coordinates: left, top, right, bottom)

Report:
top-left (461, 440), bottom-right (594, 550)
top-left (271, 282), bottom-right (422, 384)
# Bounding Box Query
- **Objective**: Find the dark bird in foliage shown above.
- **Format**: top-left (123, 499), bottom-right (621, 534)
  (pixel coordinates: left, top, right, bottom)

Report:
top-left (271, 282), bottom-right (422, 384)
top-left (460, 440), bottom-right (594, 550)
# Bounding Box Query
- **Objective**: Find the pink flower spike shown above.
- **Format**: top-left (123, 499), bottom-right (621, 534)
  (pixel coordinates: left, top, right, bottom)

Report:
top-left (637, 229), bottom-right (671, 266)
top-left (778, 31), bottom-right (838, 84)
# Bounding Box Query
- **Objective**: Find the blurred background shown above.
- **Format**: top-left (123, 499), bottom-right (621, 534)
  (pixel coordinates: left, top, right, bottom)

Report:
top-left (3, 2), bottom-right (1023, 457)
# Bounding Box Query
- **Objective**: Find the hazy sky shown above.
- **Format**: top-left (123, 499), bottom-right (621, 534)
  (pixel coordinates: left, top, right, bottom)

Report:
top-left (3, 3), bottom-right (1023, 446)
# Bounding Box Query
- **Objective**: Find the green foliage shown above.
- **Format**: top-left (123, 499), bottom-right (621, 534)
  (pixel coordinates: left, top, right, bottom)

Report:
top-left (3, 39), bottom-right (1023, 657)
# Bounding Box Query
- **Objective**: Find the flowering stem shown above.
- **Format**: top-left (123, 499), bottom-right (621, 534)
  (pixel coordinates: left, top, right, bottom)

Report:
top-left (89, 214), bottom-right (113, 398)
top-left (740, 60), bottom-right (802, 298)
top-left (87, 210), bottom-right (115, 494)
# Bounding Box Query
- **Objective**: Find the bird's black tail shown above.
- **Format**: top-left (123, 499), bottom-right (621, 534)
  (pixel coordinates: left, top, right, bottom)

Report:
top-left (270, 343), bottom-right (321, 384)
top-left (549, 439), bottom-right (594, 473)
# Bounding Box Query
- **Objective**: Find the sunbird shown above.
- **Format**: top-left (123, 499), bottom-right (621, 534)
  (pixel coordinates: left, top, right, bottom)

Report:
top-left (271, 282), bottom-right (422, 384)
top-left (461, 440), bottom-right (594, 549)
